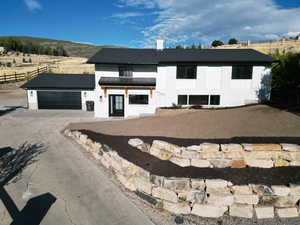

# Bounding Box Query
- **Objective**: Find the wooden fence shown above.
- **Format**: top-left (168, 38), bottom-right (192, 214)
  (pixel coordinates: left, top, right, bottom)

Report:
top-left (0, 66), bottom-right (49, 84)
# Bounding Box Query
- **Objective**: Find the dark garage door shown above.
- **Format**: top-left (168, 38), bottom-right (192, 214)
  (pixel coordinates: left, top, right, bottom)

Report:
top-left (37, 91), bottom-right (82, 109)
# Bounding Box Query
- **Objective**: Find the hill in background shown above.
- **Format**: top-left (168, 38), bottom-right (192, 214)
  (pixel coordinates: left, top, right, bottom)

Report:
top-left (0, 36), bottom-right (125, 58)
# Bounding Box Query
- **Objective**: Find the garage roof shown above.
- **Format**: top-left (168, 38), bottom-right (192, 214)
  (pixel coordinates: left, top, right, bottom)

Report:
top-left (87, 48), bottom-right (276, 65)
top-left (21, 74), bottom-right (95, 90)
top-left (99, 77), bottom-right (156, 86)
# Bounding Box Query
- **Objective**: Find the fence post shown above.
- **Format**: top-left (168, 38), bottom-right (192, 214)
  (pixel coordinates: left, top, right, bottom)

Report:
top-left (15, 72), bottom-right (17, 82)
top-left (37, 67), bottom-right (39, 75)
top-left (4, 73), bottom-right (6, 83)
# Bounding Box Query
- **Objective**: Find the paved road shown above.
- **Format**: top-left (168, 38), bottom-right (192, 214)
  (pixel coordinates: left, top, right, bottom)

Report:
top-left (0, 90), bottom-right (154, 225)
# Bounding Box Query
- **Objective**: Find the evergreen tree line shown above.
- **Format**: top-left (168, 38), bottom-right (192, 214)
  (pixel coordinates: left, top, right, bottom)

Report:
top-left (0, 38), bottom-right (69, 57)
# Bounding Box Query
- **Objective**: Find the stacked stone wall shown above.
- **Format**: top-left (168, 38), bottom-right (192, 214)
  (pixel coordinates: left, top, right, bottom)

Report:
top-left (65, 129), bottom-right (300, 219)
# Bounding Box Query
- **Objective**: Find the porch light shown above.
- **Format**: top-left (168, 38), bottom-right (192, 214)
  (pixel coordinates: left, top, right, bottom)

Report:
top-left (99, 95), bottom-right (103, 102)
top-left (30, 91), bottom-right (33, 97)
top-left (84, 92), bottom-right (87, 97)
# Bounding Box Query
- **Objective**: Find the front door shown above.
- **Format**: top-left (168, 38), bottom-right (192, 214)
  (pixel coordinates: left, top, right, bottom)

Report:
top-left (109, 95), bottom-right (124, 117)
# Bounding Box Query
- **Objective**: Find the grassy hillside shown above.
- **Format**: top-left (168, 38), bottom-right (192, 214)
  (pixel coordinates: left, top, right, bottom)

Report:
top-left (215, 39), bottom-right (300, 54)
top-left (0, 36), bottom-right (125, 58)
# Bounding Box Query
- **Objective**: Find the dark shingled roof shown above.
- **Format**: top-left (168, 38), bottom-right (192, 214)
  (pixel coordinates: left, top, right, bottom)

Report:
top-left (21, 74), bottom-right (95, 90)
top-left (99, 77), bottom-right (156, 86)
top-left (87, 48), bottom-right (276, 65)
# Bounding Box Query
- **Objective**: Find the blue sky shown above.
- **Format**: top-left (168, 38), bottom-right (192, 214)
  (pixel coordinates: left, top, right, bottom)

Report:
top-left (1, 0), bottom-right (300, 48)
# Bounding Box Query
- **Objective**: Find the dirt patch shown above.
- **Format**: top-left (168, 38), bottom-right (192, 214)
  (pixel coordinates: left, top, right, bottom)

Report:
top-left (77, 130), bottom-right (300, 185)
top-left (69, 105), bottom-right (300, 139)
top-left (68, 105), bottom-right (300, 185)
top-left (0, 81), bottom-right (26, 90)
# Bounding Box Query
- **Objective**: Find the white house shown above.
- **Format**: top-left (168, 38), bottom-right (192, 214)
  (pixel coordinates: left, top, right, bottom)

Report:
top-left (21, 40), bottom-right (275, 118)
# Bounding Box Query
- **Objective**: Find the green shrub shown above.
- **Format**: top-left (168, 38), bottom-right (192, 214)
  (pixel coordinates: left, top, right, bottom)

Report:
top-left (271, 51), bottom-right (300, 89)
top-left (172, 103), bottom-right (182, 109)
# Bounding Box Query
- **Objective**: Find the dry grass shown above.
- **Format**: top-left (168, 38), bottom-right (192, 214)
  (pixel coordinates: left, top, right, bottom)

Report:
top-left (216, 39), bottom-right (300, 54)
top-left (0, 53), bottom-right (94, 75)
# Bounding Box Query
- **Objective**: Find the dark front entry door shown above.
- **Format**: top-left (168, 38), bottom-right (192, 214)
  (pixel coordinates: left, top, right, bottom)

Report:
top-left (109, 95), bottom-right (124, 117)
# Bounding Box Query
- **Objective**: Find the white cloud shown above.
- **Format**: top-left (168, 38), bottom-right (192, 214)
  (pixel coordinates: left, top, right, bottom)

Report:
top-left (112, 12), bottom-right (144, 19)
top-left (117, 0), bottom-right (300, 47)
top-left (285, 31), bottom-right (300, 37)
top-left (24, 0), bottom-right (42, 11)
top-left (117, 0), bottom-right (157, 9)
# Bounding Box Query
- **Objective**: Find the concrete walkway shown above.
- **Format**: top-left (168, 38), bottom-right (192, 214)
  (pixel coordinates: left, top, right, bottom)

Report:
top-left (0, 91), bottom-right (154, 225)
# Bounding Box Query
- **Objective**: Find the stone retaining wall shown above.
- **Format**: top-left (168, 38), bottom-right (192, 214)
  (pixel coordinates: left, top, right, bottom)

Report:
top-left (65, 129), bottom-right (300, 219)
top-left (128, 138), bottom-right (300, 168)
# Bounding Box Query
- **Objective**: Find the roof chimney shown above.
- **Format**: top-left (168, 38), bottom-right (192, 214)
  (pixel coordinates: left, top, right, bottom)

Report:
top-left (156, 39), bottom-right (164, 50)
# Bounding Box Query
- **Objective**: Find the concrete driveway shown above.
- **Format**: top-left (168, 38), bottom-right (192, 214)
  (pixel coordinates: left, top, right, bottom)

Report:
top-left (0, 89), bottom-right (154, 225)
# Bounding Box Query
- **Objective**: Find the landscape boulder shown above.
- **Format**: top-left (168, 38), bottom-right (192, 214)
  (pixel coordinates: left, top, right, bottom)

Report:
top-left (254, 206), bottom-right (274, 219)
top-left (200, 143), bottom-right (220, 152)
top-left (245, 159), bottom-right (273, 168)
top-left (152, 140), bottom-right (181, 155)
top-left (234, 194), bottom-right (259, 205)
top-left (191, 204), bottom-right (227, 218)
top-left (271, 185), bottom-right (290, 196)
top-left (164, 178), bottom-right (190, 192)
top-left (191, 159), bottom-right (211, 168)
top-left (276, 207), bottom-right (299, 218)
top-left (231, 185), bottom-right (253, 195)
top-left (163, 201), bottom-right (191, 214)
top-left (229, 204), bottom-right (253, 218)
top-left (152, 187), bottom-right (178, 203)
top-left (221, 144), bottom-right (243, 152)
top-left (281, 143), bottom-right (300, 152)
top-left (206, 193), bottom-right (234, 206)
top-left (191, 179), bottom-right (205, 190)
top-left (169, 157), bottom-right (190, 167)
top-left (128, 138), bottom-right (144, 148)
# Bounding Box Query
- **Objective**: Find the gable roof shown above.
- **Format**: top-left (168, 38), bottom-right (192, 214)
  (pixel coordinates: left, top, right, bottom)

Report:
top-left (87, 48), bottom-right (276, 65)
top-left (21, 74), bottom-right (95, 90)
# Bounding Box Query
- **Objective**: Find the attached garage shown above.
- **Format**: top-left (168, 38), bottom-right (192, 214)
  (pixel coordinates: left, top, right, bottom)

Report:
top-left (21, 74), bottom-right (95, 111)
top-left (37, 91), bottom-right (82, 109)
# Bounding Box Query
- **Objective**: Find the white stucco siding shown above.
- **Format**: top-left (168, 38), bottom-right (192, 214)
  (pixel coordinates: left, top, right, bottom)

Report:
top-left (94, 88), bottom-right (155, 118)
top-left (94, 63), bottom-right (271, 117)
top-left (155, 64), bottom-right (271, 107)
top-left (27, 90), bottom-right (38, 110)
top-left (81, 90), bottom-right (96, 110)
top-left (27, 89), bottom-right (96, 111)
top-left (95, 64), bottom-right (157, 88)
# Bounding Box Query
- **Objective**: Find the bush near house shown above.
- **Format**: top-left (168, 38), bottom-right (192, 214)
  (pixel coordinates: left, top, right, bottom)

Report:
top-left (270, 52), bottom-right (300, 107)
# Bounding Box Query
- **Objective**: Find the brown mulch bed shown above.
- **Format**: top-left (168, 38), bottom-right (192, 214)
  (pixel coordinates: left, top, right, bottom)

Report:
top-left (68, 105), bottom-right (300, 185)
top-left (78, 130), bottom-right (300, 186)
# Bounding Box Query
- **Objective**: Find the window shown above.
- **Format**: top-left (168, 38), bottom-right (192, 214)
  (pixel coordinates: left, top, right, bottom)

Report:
top-left (232, 65), bottom-right (253, 79)
top-left (129, 95), bottom-right (148, 104)
top-left (176, 65), bottom-right (197, 79)
top-left (178, 95), bottom-right (188, 105)
top-left (119, 66), bottom-right (133, 77)
top-left (189, 95), bottom-right (209, 105)
top-left (210, 95), bottom-right (220, 105)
